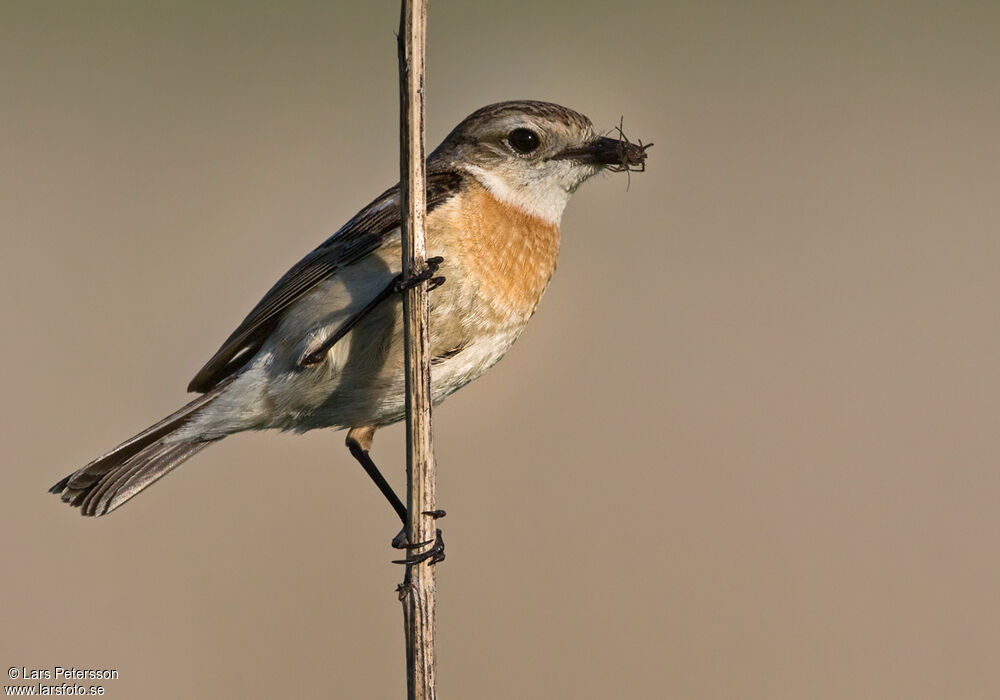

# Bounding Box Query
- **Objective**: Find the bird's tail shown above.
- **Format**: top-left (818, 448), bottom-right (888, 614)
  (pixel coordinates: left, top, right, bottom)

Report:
top-left (49, 382), bottom-right (231, 516)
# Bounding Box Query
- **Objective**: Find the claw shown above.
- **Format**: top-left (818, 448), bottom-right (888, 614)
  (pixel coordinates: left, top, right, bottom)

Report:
top-left (427, 276), bottom-right (446, 291)
top-left (392, 528), bottom-right (445, 565)
top-left (390, 510), bottom-right (447, 563)
top-left (391, 527), bottom-right (433, 550)
top-left (392, 256), bottom-right (446, 293)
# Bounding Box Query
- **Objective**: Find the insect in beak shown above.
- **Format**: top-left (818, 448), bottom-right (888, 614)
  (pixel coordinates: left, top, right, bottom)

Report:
top-left (553, 132), bottom-right (652, 172)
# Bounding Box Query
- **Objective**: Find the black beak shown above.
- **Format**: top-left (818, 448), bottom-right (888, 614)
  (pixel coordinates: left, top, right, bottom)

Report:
top-left (553, 135), bottom-right (652, 171)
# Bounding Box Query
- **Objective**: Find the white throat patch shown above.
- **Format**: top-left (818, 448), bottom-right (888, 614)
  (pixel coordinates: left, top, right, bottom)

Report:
top-left (461, 164), bottom-right (571, 226)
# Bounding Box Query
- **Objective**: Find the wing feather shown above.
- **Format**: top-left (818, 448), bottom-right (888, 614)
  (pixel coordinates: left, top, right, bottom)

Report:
top-left (188, 170), bottom-right (465, 392)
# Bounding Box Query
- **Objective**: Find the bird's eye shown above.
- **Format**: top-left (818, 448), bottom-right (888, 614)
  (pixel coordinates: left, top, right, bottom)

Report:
top-left (507, 128), bottom-right (540, 154)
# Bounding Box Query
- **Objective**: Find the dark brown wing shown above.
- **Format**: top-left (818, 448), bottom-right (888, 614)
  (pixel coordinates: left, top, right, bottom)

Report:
top-left (187, 170), bottom-right (466, 393)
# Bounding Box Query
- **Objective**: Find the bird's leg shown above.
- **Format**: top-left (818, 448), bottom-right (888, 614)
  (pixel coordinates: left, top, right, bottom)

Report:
top-left (345, 427), bottom-right (446, 564)
top-left (300, 257), bottom-right (445, 367)
top-left (346, 427), bottom-right (407, 523)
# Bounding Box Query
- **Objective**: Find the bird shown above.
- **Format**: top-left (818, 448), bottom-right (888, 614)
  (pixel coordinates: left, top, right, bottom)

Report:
top-left (49, 100), bottom-right (650, 554)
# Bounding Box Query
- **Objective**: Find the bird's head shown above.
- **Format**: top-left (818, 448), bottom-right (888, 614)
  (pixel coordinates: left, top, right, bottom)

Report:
top-left (432, 100), bottom-right (651, 225)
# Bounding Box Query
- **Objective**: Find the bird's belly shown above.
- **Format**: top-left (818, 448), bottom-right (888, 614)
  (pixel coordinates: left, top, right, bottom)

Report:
top-left (295, 286), bottom-right (529, 430)
top-left (428, 322), bottom-right (524, 398)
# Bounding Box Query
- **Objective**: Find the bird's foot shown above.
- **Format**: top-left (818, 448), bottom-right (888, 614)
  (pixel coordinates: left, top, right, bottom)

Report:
top-left (392, 256), bottom-right (445, 293)
top-left (391, 509), bottom-right (447, 565)
top-left (392, 529), bottom-right (445, 565)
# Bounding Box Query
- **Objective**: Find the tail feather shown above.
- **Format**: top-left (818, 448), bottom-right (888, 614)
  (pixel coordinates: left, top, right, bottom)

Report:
top-left (102, 441), bottom-right (214, 513)
top-left (81, 455), bottom-right (150, 511)
top-left (79, 439), bottom-right (216, 516)
top-left (50, 381), bottom-right (231, 516)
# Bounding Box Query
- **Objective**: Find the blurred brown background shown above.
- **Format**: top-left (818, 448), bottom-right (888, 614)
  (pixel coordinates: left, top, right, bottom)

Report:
top-left (2, 1), bottom-right (999, 698)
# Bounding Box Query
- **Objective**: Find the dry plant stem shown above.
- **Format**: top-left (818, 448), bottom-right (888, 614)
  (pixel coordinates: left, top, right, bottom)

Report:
top-left (397, 1), bottom-right (438, 699)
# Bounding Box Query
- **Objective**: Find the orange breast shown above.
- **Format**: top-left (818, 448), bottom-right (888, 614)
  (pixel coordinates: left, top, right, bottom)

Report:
top-left (443, 182), bottom-right (561, 321)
